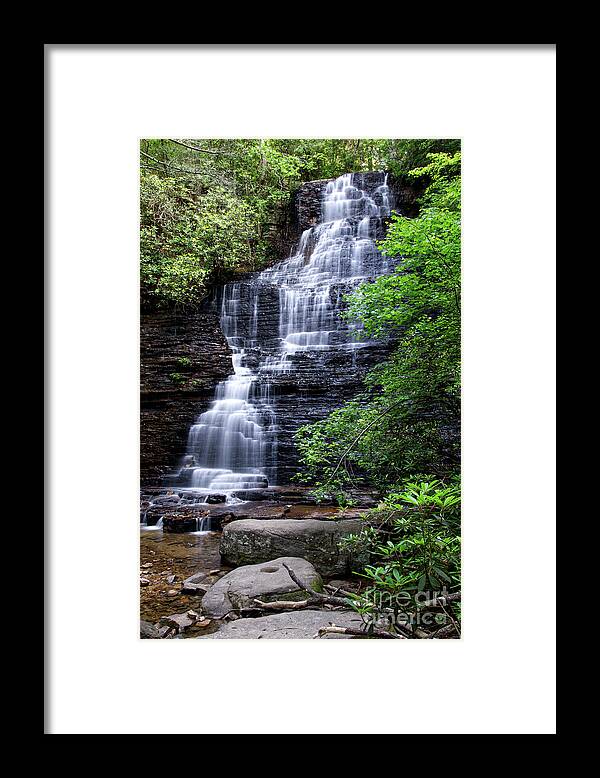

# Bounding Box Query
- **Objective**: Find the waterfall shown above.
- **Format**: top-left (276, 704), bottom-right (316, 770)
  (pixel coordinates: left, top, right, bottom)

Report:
top-left (175, 172), bottom-right (393, 493)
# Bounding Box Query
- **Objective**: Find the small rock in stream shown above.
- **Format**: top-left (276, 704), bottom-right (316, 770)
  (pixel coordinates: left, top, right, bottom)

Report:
top-left (159, 610), bottom-right (202, 634)
top-left (181, 571), bottom-right (211, 594)
top-left (152, 494), bottom-right (180, 506)
top-left (206, 493), bottom-right (227, 504)
top-left (140, 620), bottom-right (161, 639)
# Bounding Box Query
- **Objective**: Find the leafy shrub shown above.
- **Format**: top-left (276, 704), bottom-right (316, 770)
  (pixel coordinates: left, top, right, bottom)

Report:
top-left (340, 479), bottom-right (461, 622)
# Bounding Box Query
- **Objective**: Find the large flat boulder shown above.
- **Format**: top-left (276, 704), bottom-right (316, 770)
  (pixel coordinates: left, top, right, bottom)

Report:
top-left (158, 610), bottom-right (211, 635)
top-left (181, 571), bottom-right (211, 595)
top-left (197, 609), bottom-right (364, 639)
top-left (220, 518), bottom-right (363, 576)
top-left (201, 557), bottom-right (322, 618)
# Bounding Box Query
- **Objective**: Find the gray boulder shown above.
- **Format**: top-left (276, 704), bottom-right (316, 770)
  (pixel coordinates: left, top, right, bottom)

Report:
top-left (140, 620), bottom-right (161, 639)
top-left (158, 610), bottom-right (201, 634)
top-left (201, 556), bottom-right (322, 618)
top-left (220, 518), bottom-right (364, 576)
top-left (205, 493), bottom-right (227, 504)
top-left (198, 609), bottom-right (365, 639)
top-left (181, 571), bottom-right (211, 594)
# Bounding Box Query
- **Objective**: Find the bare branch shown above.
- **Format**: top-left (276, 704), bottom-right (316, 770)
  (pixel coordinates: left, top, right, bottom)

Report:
top-left (167, 138), bottom-right (232, 156)
top-left (324, 583), bottom-right (356, 598)
top-left (140, 150), bottom-right (211, 177)
top-left (427, 622), bottom-right (459, 639)
top-left (418, 592), bottom-right (461, 608)
top-left (315, 625), bottom-right (404, 639)
top-left (281, 562), bottom-right (353, 607)
top-left (324, 399), bottom-right (405, 487)
top-left (252, 598), bottom-right (310, 611)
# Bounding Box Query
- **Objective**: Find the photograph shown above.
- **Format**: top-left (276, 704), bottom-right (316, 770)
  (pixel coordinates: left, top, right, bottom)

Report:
top-left (46, 44), bottom-right (556, 735)
top-left (139, 139), bottom-right (462, 639)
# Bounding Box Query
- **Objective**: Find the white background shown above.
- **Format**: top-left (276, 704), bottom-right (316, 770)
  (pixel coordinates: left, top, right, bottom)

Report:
top-left (47, 45), bottom-right (556, 734)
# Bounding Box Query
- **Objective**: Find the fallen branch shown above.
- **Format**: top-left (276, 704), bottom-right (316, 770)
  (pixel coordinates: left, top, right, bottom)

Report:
top-left (428, 623), bottom-right (459, 639)
top-left (418, 592), bottom-right (461, 608)
top-left (252, 598), bottom-right (311, 611)
top-left (167, 138), bottom-right (232, 156)
top-left (440, 602), bottom-right (461, 638)
top-left (324, 583), bottom-right (356, 598)
top-left (282, 563), bottom-right (354, 607)
top-left (140, 150), bottom-right (215, 177)
top-left (315, 625), bottom-right (404, 639)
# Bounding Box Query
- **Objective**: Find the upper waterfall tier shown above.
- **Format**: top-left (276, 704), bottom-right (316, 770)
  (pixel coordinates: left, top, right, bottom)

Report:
top-left (174, 171), bottom-right (395, 492)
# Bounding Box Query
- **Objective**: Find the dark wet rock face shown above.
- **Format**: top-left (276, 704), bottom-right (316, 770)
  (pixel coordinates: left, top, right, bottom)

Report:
top-left (142, 501), bottom-right (207, 528)
top-left (140, 311), bottom-right (232, 485)
top-left (161, 511), bottom-right (204, 533)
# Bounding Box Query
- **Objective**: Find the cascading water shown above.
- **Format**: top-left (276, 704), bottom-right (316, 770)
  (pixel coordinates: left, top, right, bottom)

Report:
top-left (175, 172), bottom-right (393, 495)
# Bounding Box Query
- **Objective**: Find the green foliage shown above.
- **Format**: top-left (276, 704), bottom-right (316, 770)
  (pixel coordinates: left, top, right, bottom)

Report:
top-left (176, 356), bottom-right (192, 368)
top-left (169, 372), bottom-right (186, 385)
top-left (140, 174), bottom-right (260, 309)
top-left (295, 152), bottom-right (461, 494)
top-left (378, 139), bottom-right (461, 180)
top-left (340, 479), bottom-right (461, 623)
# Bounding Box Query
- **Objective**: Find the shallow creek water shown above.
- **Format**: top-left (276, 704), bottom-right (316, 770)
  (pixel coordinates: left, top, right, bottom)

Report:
top-left (140, 528), bottom-right (225, 635)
